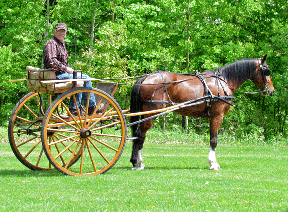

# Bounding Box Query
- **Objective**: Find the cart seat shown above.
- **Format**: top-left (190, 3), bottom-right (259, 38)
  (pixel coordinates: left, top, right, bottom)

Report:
top-left (26, 66), bottom-right (84, 94)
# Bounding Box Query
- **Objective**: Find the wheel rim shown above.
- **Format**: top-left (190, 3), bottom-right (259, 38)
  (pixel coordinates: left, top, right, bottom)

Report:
top-left (8, 92), bottom-right (54, 170)
top-left (42, 88), bottom-right (126, 176)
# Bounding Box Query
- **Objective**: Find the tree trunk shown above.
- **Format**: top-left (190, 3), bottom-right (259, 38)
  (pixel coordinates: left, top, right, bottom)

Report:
top-left (182, 116), bottom-right (188, 132)
top-left (90, 11), bottom-right (98, 50)
top-left (41, 0), bottom-right (50, 69)
top-left (186, 0), bottom-right (190, 71)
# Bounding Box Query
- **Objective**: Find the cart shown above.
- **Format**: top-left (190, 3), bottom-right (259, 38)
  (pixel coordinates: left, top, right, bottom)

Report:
top-left (9, 66), bottom-right (127, 176)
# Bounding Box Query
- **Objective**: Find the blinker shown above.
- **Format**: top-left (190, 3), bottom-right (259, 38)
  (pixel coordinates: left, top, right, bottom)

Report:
top-left (260, 63), bottom-right (271, 76)
top-left (262, 68), bottom-right (271, 76)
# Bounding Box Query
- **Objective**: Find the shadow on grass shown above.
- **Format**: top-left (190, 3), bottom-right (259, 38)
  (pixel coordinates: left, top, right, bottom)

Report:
top-left (114, 166), bottom-right (206, 171)
top-left (0, 169), bottom-right (63, 177)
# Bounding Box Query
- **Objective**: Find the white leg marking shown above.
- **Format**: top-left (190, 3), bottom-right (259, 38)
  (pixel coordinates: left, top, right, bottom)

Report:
top-left (208, 147), bottom-right (220, 170)
top-left (131, 149), bottom-right (146, 170)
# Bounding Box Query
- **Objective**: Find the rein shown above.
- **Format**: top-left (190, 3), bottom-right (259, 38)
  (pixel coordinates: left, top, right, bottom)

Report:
top-left (133, 72), bottom-right (227, 86)
top-left (241, 90), bottom-right (266, 94)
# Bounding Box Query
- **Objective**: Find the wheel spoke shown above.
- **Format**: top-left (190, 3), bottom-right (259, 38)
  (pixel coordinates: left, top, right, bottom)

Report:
top-left (53, 133), bottom-right (76, 153)
top-left (60, 102), bottom-right (82, 129)
top-left (89, 136), bottom-right (118, 152)
top-left (48, 134), bottom-right (79, 146)
top-left (51, 136), bottom-right (67, 166)
top-left (83, 93), bottom-right (91, 127)
top-left (54, 139), bottom-right (78, 160)
top-left (80, 139), bottom-right (86, 174)
top-left (88, 138), bottom-right (109, 164)
top-left (91, 120), bottom-right (121, 132)
top-left (64, 139), bottom-right (82, 169)
top-left (45, 128), bottom-right (78, 133)
top-left (16, 136), bottom-right (38, 148)
top-left (72, 94), bottom-right (83, 127)
top-left (24, 139), bottom-right (41, 158)
top-left (91, 133), bottom-right (122, 138)
top-left (16, 116), bottom-right (40, 124)
top-left (87, 99), bottom-right (104, 127)
top-left (88, 107), bottom-right (114, 130)
top-left (86, 138), bottom-right (97, 172)
top-left (36, 148), bottom-right (44, 167)
top-left (54, 143), bottom-right (66, 166)
top-left (51, 113), bottom-right (80, 131)
top-left (23, 104), bottom-right (39, 119)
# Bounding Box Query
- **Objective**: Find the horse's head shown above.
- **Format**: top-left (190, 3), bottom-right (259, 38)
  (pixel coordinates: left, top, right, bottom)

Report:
top-left (251, 54), bottom-right (275, 96)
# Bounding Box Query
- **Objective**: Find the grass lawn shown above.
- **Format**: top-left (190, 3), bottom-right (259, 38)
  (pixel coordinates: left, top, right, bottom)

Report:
top-left (0, 135), bottom-right (287, 211)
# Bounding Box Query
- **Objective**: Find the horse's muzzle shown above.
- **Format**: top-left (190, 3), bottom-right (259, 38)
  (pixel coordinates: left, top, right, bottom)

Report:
top-left (265, 88), bottom-right (275, 96)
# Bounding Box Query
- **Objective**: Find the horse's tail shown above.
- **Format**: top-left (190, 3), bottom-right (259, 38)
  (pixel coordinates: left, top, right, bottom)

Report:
top-left (130, 76), bottom-right (146, 134)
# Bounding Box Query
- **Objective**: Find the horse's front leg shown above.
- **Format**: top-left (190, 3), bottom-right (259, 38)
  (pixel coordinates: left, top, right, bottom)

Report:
top-left (208, 114), bottom-right (223, 170)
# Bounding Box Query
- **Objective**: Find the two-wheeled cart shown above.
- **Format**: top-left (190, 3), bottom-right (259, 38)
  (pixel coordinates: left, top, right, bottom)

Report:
top-left (9, 67), bottom-right (127, 176)
top-left (8, 67), bottom-right (233, 176)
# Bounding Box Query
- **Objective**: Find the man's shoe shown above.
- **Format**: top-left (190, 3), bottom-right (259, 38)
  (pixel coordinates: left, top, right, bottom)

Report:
top-left (69, 108), bottom-right (85, 117)
top-left (88, 103), bottom-right (105, 115)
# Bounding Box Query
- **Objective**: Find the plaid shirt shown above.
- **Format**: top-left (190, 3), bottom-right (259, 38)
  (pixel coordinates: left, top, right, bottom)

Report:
top-left (43, 36), bottom-right (70, 75)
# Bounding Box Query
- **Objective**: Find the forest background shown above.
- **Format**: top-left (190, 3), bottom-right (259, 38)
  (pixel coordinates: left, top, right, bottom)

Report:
top-left (0, 0), bottom-right (287, 142)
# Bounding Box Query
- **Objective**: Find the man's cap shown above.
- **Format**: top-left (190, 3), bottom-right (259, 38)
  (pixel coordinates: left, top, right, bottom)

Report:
top-left (54, 23), bottom-right (67, 31)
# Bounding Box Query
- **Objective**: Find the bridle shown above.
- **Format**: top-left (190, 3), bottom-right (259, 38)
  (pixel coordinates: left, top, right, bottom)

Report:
top-left (243, 59), bottom-right (272, 95)
top-left (258, 59), bottom-right (271, 93)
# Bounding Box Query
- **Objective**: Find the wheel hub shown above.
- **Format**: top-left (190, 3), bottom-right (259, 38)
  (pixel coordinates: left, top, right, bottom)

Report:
top-left (80, 128), bottom-right (91, 138)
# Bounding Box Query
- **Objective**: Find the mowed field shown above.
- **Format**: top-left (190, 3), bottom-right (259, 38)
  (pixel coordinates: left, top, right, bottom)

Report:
top-left (0, 137), bottom-right (287, 211)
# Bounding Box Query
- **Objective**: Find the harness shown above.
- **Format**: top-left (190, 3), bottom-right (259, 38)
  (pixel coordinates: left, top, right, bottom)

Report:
top-left (141, 72), bottom-right (235, 116)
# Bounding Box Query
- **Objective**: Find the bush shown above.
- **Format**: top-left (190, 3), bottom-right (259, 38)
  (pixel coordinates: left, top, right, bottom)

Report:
top-left (0, 45), bottom-right (28, 125)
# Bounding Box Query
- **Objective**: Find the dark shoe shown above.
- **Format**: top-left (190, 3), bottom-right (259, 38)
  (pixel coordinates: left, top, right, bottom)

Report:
top-left (69, 108), bottom-right (85, 117)
top-left (88, 103), bottom-right (105, 115)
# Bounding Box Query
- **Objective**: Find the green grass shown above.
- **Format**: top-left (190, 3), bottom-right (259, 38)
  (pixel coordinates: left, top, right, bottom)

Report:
top-left (0, 136), bottom-right (287, 211)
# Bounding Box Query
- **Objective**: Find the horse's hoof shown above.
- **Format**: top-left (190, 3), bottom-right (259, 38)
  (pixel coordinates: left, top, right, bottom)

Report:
top-left (209, 163), bottom-right (220, 170)
top-left (131, 163), bottom-right (146, 170)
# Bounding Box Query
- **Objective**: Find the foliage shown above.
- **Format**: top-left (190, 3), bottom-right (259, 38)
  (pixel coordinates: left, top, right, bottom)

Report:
top-left (0, 0), bottom-right (287, 140)
top-left (0, 45), bottom-right (27, 124)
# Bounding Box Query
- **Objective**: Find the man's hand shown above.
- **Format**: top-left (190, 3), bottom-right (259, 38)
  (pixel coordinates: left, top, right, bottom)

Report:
top-left (66, 67), bottom-right (74, 74)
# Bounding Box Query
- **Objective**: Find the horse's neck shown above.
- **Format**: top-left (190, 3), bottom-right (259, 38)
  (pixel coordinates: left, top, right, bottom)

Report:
top-left (225, 72), bottom-right (254, 94)
top-left (227, 79), bottom-right (248, 94)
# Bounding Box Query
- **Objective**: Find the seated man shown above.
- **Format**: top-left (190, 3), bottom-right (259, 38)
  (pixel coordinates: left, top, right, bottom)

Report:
top-left (43, 22), bottom-right (97, 116)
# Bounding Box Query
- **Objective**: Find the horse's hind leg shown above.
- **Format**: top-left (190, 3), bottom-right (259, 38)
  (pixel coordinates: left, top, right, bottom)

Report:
top-left (130, 117), bottom-right (155, 170)
top-left (130, 127), bottom-right (146, 170)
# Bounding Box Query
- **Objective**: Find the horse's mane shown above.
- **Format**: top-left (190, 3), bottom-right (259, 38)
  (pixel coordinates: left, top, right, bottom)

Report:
top-left (212, 59), bottom-right (257, 82)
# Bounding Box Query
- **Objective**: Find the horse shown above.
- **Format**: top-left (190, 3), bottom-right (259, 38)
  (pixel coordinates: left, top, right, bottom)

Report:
top-left (129, 55), bottom-right (275, 170)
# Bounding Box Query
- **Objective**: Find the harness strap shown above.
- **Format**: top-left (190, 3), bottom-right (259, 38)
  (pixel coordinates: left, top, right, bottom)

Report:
top-left (145, 72), bottom-right (175, 105)
top-left (194, 73), bottom-right (213, 116)
top-left (215, 70), bottom-right (229, 96)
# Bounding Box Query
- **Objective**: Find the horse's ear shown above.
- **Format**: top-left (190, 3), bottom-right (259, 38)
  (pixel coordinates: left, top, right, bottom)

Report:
top-left (261, 54), bottom-right (267, 64)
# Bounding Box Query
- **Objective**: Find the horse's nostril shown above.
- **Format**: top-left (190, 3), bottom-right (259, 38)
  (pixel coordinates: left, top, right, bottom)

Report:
top-left (268, 90), bottom-right (275, 96)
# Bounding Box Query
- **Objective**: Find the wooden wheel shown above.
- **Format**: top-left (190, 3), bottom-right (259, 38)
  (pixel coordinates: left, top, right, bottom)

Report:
top-left (41, 87), bottom-right (126, 176)
top-left (8, 92), bottom-right (54, 170)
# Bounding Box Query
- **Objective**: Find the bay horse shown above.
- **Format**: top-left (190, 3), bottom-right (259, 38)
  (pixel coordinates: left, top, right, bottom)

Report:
top-left (129, 55), bottom-right (275, 170)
